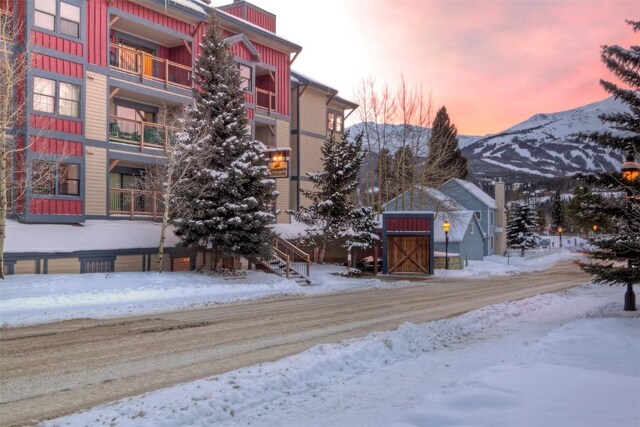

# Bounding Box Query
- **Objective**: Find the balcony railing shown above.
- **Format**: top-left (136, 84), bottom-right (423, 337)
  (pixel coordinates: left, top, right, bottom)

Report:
top-left (109, 188), bottom-right (161, 219)
top-left (109, 116), bottom-right (176, 150)
top-left (256, 88), bottom-right (276, 113)
top-left (109, 43), bottom-right (191, 89)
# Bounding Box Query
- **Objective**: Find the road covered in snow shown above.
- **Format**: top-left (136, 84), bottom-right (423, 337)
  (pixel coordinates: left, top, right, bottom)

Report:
top-left (2, 249), bottom-right (637, 426)
top-left (42, 281), bottom-right (639, 427)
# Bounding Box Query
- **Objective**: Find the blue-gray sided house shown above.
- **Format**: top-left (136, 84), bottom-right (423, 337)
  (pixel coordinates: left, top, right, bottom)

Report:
top-left (438, 179), bottom-right (499, 256)
top-left (383, 187), bottom-right (486, 261)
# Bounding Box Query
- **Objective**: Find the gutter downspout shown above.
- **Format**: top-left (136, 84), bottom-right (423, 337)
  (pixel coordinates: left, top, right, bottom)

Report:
top-left (296, 83), bottom-right (301, 210)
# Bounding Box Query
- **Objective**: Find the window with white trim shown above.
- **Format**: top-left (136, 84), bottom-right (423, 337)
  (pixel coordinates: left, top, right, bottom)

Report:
top-left (33, 77), bottom-right (80, 117)
top-left (469, 222), bottom-right (474, 234)
top-left (34, 0), bottom-right (81, 38)
top-left (490, 211), bottom-right (495, 226)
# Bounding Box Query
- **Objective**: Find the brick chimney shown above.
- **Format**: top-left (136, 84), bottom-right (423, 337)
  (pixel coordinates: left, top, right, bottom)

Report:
top-left (494, 180), bottom-right (507, 256)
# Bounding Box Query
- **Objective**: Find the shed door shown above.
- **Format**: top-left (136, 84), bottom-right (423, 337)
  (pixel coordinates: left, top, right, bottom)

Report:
top-left (387, 236), bottom-right (430, 274)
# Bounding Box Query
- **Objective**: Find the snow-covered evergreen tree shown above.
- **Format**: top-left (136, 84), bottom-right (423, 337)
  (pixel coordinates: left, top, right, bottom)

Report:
top-left (550, 190), bottom-right (565, 231)
top-left (506, 203), bottom-right (539, 256)
top-left (293, 131), bottom-right (377, 263)
top-left (578, 20), bottom-right (640, 306)
top-left (423, 106), bottom-right (469, 187)
top-left (171, 14), bottom-right (276, 268)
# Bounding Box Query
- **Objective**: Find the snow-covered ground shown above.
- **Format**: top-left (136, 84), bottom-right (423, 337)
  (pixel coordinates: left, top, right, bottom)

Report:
top-left (0, 251), bottom-right (579, 328)
top-left (4, 248), bottom-right (637, 426)
top-left (41, 282), bottom-right (639, 427)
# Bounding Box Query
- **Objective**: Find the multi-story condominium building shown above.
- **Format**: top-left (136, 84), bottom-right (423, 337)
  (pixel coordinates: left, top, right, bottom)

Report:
top-left (2, 0), bottom-right (357, 274)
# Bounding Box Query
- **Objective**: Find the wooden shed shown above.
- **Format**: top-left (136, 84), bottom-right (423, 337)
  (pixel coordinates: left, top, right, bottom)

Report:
top-left (382, 212), bottom-right (435, 275)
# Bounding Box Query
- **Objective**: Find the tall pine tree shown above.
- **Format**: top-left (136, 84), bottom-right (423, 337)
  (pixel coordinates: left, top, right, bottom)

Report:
top-left (579, 20), bottom-right (640, 309)
top-left (550, 190), bottom-right (565, 231)
top-left (294, 131), bottom-right (377, 263)
top-left (171, 14), bottom-right (276, 268)
top-left (423, 106), bottom-right (469, 187)
top-left (506, 203), bottom-right (539, 257)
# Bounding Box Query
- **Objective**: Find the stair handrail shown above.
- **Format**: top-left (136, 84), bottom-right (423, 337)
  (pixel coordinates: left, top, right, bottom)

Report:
top-left (275, 236), bottom-right (310, 277)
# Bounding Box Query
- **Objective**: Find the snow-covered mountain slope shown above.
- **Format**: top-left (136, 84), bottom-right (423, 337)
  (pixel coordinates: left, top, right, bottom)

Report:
top-left (461, 97), bottom-right (628, 179)
top-left (349, 97), bottom-right (629, 181)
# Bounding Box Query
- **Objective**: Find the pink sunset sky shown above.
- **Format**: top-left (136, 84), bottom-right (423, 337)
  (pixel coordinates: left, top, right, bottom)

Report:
top-left (214, 0), bottom-right (638, 135)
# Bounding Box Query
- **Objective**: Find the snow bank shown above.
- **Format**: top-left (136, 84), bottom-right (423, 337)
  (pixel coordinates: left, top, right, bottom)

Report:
top-left (43, 284), bottom-right (639, 427)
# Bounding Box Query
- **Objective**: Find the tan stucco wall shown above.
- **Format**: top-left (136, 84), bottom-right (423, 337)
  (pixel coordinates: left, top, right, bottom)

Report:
top-left (47, 258), bottom-right (80, 274)
top-left (85, 146), bottom-right (107, 215)
top-left (115, 255), bottom-right (143, 272)
top-left (85, 73), bottom-right (107, 141)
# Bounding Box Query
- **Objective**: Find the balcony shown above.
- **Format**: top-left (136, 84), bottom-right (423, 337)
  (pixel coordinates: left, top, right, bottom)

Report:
top-left (109, 43), bottom-right (191, 89)
top-left (109, 188), bottom-right (161, 219)
top-left (109, 116), bottom-right (176, 150)
top-left (256, 88), bottom-right (276, 113)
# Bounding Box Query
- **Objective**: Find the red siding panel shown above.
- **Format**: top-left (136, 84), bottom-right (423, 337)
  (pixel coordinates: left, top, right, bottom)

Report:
top-left (30, 30), bottom-right (83, 56)
top-left (230, 42), bottom-right (254, 61)
top-left (32, 53), bottom-right (83, 78)
top-left (246, 108), bottom-right (254, 119)
top-left (386, 217), bottom-right (430, 232)
top-left (246, 7), bottom-right (275, 32)
top-left (222, 6), bottom-right (243, 19)
top-left (254, 43), bottom-right (289, 116)
top-left (87, 0), bottom-right (108, 66)
top-left (29, 199), bottom-right (82, 215)
top-left (31, 136), bottom-right (83, 157)
top-left (111, 0), bottom-right (192, 35)
top-left (30, 115), bottom-right (83, 135)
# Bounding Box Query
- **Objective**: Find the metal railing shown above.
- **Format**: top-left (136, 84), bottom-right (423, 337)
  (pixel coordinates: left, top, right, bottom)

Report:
top-left (256, 88), bottom-right (276, 113)
top-left (109, 115), bottom-right (175, 150)
top-left (109, 43), bottom-right (192, 89)
top-left (274, 236), bottom-right (311, 279)
top-left (109, 188), bottom-right (161, 219)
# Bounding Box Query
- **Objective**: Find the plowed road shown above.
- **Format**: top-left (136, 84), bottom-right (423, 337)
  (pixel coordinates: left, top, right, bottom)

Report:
top-left (0, 262), bottom-right (591, 426)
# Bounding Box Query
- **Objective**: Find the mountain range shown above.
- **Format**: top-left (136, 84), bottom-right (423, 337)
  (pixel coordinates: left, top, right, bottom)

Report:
top-left (349, 96), bottom-right (628, 182)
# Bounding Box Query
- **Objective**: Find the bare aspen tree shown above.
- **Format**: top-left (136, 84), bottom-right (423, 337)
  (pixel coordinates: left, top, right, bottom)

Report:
top-left (134, 106), bottom-right (206, 272)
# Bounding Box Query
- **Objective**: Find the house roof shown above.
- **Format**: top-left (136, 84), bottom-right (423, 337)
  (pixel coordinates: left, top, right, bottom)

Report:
top-left (382, 186), bottom-right (465, 212)
top-left (443, 179), bottom-right (497, 209)
top-left (433, 211), bottom-right (474, 243)
top-left (223, 33), bottom-right (261, 61)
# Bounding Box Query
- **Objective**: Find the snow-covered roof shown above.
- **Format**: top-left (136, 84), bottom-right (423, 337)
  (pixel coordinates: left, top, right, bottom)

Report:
top-left (445, 179), bottom-right (497, 209)
top-left (433, 211), bottom-right (474, 243)
top-left (6, 220), bottom-right (181, 253)
top-left (383, 186), bottom-right (464, 212)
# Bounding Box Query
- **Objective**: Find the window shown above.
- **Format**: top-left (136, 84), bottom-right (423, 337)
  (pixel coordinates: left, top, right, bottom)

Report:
top-left (469, 222), bottom-right (474, 234)
top-left (327, 111), bottom-right (344, 133)
top-left (59, 82), bottom-right (80, 117)
top-left (32, 161), bottom-right (80, 196)
top-left (34, 0), bottom-right (81, 38)
top-left (33, 77), bottom-right (56, 114)
top-left (327, 112), bottom-right (335, 131)
top-left (60, 2), bottom-right (80, 37)
top-left (1, 9), bottom-right (12, 40)
top-left (59, 163), bottom-right (80, 195)
top-left (238, 63), bottom-right (251, 91)
top-left (490, 211), bottom-right (495, 226)
top-left (82, 259), bottom-right (114, 273)
top-left (172, 257), bottom-right (191, 271)
top-left (33, 77), bottom-right (80, 117)
top-left (32, 161), bottom-right (55, 195)
top-left (474, 211), bottom-right (481, 221)
top-left (34, 0), bottom-right (55, 31)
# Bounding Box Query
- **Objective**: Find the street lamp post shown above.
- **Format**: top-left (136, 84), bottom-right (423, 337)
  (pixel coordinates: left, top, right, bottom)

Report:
top-left (622, 154), bottom-right (639, 311)
top-left (557, 226), bottom-right (563, 248)
top-left (443, 220), bottom-right (450, 270)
